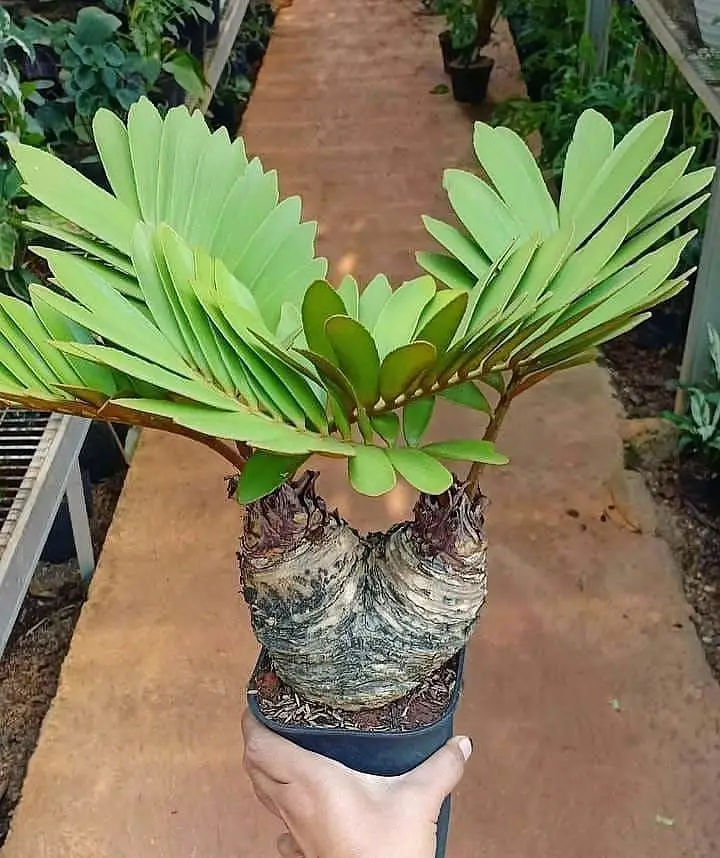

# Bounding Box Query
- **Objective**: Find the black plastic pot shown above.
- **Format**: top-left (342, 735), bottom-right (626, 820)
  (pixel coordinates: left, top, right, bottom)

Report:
top-left (247, 649), bottom-right (465, 858)
top-left (678, 452), bottom-right (720, 520)
top-left (180, 14), bottom-right (208, 62)
top-left (80, 421), bottom-right (129, 485)
top-left (438, 30), bottom-right (457, 73)
top-left (155, 71), bottom-right (186, 109)
top-left (448, 56), bottom-right (494, 104)
top-left (208, 98), bottom-right (243, 134)
top-left (523, 65), bottom-right (551, 103)
top-left (207, 0), bottom-right (221, 41)
top-left (41, 467), bottom-right (92, 564)
top-left (245, 38), bottom-right (267, 65)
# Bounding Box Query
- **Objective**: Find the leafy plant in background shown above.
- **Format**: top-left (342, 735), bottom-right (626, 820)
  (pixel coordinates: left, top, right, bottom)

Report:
top-left (24, 7), bottom-right (160, 144)
top-left (0, 7), bottom-right (46, 144)
top-left (664, 325), bottom-right (720, 464)
top-left (212, 67), bottom-right (251, 115)
top-left (498, 0), bottom-right (715, 176)
top-left (497, 0), bottom-right (716, 275)
top-left (437, 0), bottom-right (496, 64)
top-left (127, 0), bottom-right (213, 55)
top-left (0, 11), bottom-right (49, 298)
top-left (438, 0), bottom-right (479, 64)
top-left (125, 0), bottom-right (212, 99)
top-left (2, 100), bottom-right (712, 707)
top-left (210, 1), bottom-right (274, 131)
top-left (233, 0), bottom-right (274, 65)
top-left (0, 162), bottom-right (33, 298)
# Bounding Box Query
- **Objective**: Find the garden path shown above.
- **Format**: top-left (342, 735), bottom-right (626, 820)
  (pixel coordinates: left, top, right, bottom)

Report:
top-left (3, 1), bottom-right (720, 856)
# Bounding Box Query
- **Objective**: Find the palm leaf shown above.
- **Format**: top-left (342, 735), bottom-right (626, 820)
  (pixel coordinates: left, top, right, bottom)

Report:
top-left (1, 105), bottom-right (712, 500)
top-left (12, 98), bottom-right (327, 331)
top-left (473, 123), bottom-right (558, 237)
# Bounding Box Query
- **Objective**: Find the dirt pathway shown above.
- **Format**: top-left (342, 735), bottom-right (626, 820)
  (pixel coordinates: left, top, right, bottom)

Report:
top-left (3, 1), bottom-right (719, 856)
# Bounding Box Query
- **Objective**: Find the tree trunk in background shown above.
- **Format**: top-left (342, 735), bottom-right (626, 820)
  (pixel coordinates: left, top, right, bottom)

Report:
top-left (476, 0), bottom-right (497, 48)
top-left (239, 473), bottom-right (488, 710)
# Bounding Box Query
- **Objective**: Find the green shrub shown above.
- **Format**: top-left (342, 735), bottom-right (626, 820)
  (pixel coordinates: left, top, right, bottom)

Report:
top-left (24, 8), bottom-right (160, 144)
top-left (664, 325), bottom-right (720, 463)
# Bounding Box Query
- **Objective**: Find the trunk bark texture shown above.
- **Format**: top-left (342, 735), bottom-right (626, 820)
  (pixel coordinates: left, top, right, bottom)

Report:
top-left (475, 0), bottom-right (497, 48)
top-left (239, 473), bottom-right (488, 710)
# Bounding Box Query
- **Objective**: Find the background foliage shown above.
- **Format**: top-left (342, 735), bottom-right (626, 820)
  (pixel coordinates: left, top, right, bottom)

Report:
top-left (3, 102), bottom-right (710, 500)
top-left (497, 0), bottom-right (716, 191)
top-left (497, 0), bottom-right (717, 360)
top-left (0, 0), bottom-right (269, 304)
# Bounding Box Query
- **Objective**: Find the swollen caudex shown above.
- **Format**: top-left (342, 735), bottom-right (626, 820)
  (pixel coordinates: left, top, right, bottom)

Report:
top-left (238, 473), bottom-right (488, 710)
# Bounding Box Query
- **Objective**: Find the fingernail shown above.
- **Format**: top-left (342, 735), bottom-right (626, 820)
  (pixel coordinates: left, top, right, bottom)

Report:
top-left (456, 736), bottom-right (473, 761)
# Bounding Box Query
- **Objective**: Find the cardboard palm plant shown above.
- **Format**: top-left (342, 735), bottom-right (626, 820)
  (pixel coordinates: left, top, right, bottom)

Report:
top-left (3, 99), bottom-right (713, 853)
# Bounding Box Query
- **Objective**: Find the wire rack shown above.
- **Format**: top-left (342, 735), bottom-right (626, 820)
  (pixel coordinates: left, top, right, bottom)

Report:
top-left (0, 410), bottom-right (54, 543)
top-left (0, 410), bottom-right (92, 655)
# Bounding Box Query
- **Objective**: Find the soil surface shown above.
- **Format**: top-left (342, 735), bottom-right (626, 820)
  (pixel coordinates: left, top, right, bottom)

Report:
top-left (603, 337), bottom-right (681, 418)
top-left (0, 470), bottom-right (126, 847)
top-left (252, 651), bottom-right (459, 732)
top-left (620, 445), bottom-right (720, 682)
top-left (602, 290), bottom-right (693, 418)
top-left (604, 332), bottom-right (720, 683)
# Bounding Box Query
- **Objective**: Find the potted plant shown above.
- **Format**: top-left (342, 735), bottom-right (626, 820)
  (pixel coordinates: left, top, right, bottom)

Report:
top-left (438, 0), bottom-right (496, 102)
top-left (664, 324), bottom-right (720, 519)
top-left (4, 102), bottom-right (712, 857)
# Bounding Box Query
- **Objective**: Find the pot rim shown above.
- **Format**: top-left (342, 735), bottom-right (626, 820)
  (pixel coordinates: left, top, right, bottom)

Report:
top-left (448, 55), bottom-right (495, 72)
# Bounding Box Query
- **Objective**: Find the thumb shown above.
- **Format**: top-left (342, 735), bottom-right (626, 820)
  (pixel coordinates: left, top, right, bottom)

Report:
top-left (400, 735), bottom-right (472, 812)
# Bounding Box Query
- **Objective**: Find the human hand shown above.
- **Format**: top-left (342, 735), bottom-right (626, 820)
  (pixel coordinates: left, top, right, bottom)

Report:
top-left (242, 709), bottom-right (472, 858)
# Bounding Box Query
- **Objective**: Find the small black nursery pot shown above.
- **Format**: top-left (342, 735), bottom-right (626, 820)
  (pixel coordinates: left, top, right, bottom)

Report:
top-left (439, 30), bottom-right (458, 73)
top-left (247, 649), bottom-right (466, 858)
top-left (80, 421), bottom-right (129, 484)
top-left (449, 56), bottom-right (494, 104)
top-left (207, 0), bottom-right (221, 41)
top-left (678, 452), bottom-right (720, 519)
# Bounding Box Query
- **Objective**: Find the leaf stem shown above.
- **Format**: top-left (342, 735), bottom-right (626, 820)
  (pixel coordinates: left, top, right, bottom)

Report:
top-left (0, 395), bottom-right (249, 472)
top-left (357, 408), bottom-right (374, 443)
top-left (196, 434), bottom-right (248, 469)
top-left (465, 372), bottom-right (517, 500)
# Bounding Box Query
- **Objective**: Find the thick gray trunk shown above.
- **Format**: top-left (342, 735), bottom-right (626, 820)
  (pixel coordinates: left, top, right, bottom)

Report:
top-left (239, 473), bottom-right (487, 710)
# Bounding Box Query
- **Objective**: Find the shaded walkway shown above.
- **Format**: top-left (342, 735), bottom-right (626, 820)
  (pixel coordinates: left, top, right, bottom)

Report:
top-left (4, 1), bottom-right (720, 856)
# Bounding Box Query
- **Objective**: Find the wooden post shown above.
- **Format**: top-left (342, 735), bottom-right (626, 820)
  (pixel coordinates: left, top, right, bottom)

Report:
top-left (678, 141), bottom-right (720, 396)
top-left (185, 0), bottom-right (251, 114)
top-left (584, 0), bottom-right (612, 74)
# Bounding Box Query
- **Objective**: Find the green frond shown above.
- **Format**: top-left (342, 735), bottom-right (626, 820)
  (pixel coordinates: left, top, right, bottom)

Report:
top-left (417, 108), bottom-right (712, 396)
top-left (11, 98), bottom-right (326, 330)
top-left (2, 105), bottom-right (712, 500)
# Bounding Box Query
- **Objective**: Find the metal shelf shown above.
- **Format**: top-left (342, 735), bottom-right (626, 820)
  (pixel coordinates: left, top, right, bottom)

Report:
top-left (633, 0), bottom-right (720, 123)
top-left (0, 413), bottom-right (92, 656)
